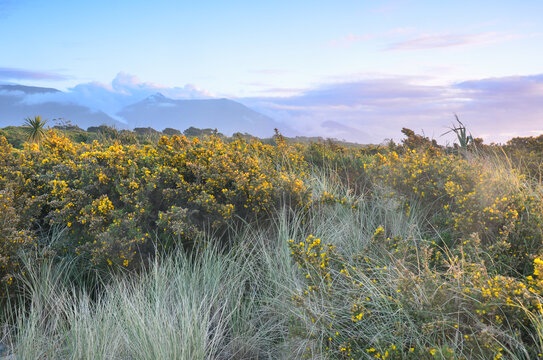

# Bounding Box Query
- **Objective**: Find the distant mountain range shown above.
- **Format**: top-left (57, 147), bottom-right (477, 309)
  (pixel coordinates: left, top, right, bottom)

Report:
top-left (0, 84), bottom-right (285, 137)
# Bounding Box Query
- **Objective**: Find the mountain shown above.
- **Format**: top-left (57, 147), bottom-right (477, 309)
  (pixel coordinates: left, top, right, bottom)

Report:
top-left (0, 85), bottom-right (286, 137)
top-left (118, 93), bottom-right (285, 137)
top-left (0, 85), bottom-right (125, 129)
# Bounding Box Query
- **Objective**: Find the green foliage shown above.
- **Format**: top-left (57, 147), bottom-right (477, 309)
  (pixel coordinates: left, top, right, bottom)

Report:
top-left (0, 126), bottom-right (29, 149)
top-left (290, 229), bottom-right (542, 359)
top-left (504, 134), bottom-right (543, 182)
top-left (22, 115), bottom-right (48, 145)
top-left (443, 114), bottom-right (474, 150)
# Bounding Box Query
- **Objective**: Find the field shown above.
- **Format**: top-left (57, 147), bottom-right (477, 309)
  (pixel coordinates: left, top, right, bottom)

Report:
top-left (1, 124), bottom-right (543, 359)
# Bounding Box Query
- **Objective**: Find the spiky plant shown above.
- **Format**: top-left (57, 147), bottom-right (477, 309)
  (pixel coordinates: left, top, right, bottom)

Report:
top-left (22, 115), bottom-right (48, 145)
top-left (442, 114), bottom-right (475, 153)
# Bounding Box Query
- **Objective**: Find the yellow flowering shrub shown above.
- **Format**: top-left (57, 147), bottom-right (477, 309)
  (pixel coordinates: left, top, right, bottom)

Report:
top-left (288, 235), bottom-right (335, 292)
top-left (369, 148), bottom-right (477, 211)
top-left (0, 131), bottom-right (311, 284)
top-left (368, 147), bottom-right (543, 275)
top-left (0, 188), bottom-right (37, 295)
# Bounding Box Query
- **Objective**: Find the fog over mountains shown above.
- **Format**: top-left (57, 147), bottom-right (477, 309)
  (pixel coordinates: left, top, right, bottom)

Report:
top-left (0, 84), bottom-right (125, 130)
top-left (0, 83), bottom-right (286, 137)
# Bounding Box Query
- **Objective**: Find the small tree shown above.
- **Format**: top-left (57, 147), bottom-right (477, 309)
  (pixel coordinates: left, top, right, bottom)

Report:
top-left (22, 115), bottom-right (48, 145)
top-left (401, 127), bottom-right (439, 150)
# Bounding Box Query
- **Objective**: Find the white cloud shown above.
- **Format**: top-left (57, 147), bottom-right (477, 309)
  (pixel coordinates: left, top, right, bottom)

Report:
top-left (387, 32), bottom-right (513, 51)
top-left (21, 72), bottom-right (213, 117)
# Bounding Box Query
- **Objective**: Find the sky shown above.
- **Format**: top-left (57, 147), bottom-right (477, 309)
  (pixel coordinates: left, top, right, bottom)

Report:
top-left (1, 0), bottom-right (543, 143)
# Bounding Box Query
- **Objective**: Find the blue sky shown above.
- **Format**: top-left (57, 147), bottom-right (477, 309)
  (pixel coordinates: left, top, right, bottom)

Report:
top-left (1, 0), bottom-right (543, 142)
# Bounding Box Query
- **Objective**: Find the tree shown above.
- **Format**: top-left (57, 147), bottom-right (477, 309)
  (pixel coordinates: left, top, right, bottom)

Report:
top-left (22, 115), bottom-right (48, 145)
top-left (401, 127), bottom-right (439, 150)
top-left (162, 127), bottom-right (182, 136)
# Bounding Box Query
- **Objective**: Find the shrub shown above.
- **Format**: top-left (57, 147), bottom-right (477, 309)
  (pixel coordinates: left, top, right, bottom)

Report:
top-left (0, 131), bottom-right (311, 286)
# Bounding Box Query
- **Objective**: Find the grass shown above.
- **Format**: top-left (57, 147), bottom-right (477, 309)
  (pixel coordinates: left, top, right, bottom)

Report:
top-left (5, 243), bottom-right (280, 359)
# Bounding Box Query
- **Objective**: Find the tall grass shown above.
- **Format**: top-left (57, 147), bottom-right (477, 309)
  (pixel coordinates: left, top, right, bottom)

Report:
top-left (5, 241), bottom-right (291, 359)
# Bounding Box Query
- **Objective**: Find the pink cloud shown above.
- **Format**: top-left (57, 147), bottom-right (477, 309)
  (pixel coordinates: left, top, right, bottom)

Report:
top-left (387, 32), bottom-right (513, 50)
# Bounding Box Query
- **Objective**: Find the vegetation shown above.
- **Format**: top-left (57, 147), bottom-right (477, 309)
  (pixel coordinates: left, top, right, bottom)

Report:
top-left (21, 115), bottom-right (48, 145)
top-left (1, 123), bottom-right (543, 359)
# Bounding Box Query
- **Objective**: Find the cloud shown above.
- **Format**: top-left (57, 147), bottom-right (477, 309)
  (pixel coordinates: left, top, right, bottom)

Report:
top-left (252, 87), bottom-right (306, 96)
top-left (455, 74), bottom-right (543, 94)
top-left (269, 79), bottom-right (458, 108)
top-left (387, 32), bottom-right (513, 51)
top-left (22, 72), bottom-right (213, 119)
top-left (240, 74), bottom-right (543, 144)
top-left (327, 28), bottom-right (522, 52)
top-left (108, 72), bottom-right (212, 99)
top-left (0, 67), bottom-right (68, 81)
top-left (450, 75), bottom-right (543, 141)
top-left (0, 89), bottom-right (24, 97)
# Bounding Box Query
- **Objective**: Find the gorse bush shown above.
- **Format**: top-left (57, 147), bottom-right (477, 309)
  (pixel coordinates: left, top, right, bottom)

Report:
top-left (0, 130), bottom-right (310, 290)
top-left (368, 147), bottom-right (543, 276)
